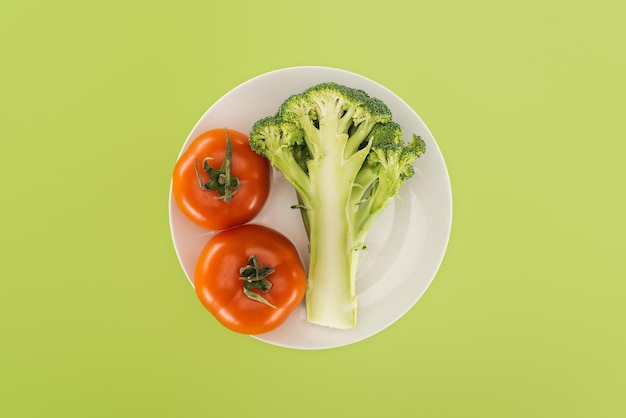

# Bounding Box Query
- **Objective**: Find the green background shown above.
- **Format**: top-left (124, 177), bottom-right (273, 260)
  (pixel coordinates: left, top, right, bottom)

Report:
top-left (2, 0), bottom-right (625, 416)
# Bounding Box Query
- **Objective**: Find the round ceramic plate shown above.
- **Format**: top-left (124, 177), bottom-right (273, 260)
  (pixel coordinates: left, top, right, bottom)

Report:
top-left (169, 66), bottom-right (452, 350)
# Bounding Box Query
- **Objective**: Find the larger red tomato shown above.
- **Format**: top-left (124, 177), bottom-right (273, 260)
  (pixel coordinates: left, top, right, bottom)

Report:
top-left (194, 224), bottom-right (306, 335)
top-left (172, 128), bottom-right (270, 230)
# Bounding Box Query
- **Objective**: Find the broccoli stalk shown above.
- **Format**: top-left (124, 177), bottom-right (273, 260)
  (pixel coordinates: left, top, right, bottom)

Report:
top-left (250, 82), bottom-right (425, 329)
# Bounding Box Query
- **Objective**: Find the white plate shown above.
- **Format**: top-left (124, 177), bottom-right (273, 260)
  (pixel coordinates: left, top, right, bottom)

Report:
top-left (169, 66), bottom-right (452, 350)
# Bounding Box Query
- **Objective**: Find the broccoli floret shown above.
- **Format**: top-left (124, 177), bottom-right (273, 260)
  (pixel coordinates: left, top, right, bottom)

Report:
top-left (249, 82), bottom-right (425, 329)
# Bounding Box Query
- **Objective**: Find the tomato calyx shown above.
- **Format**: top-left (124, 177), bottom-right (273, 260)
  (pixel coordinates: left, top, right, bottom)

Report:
top-left (239, 255), bottom-right (277, 309)
top-left (194, 128), bottom-right (240, 202)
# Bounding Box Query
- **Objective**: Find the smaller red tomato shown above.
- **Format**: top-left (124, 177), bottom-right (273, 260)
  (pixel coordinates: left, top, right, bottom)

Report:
top-left (194, 224), bottom-right (306, 335)
top-left (172, 128), bottom-right (270, 230)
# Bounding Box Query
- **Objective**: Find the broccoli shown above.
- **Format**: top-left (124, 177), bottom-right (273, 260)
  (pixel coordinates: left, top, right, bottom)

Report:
top-left (249, 82), bottom-right (425, 329)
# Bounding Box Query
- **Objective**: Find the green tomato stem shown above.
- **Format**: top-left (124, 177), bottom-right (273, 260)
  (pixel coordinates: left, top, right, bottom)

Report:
top-left (239, 255), bottom-right (277, 309)
top-left (194, 128), bottom-right (240, 202)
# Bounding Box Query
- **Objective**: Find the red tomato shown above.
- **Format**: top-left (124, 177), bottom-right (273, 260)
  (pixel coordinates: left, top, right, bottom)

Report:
top-left (194, 224), bottom-right (306, 335)
top-left (172, 128), bottom-right (270, 230)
